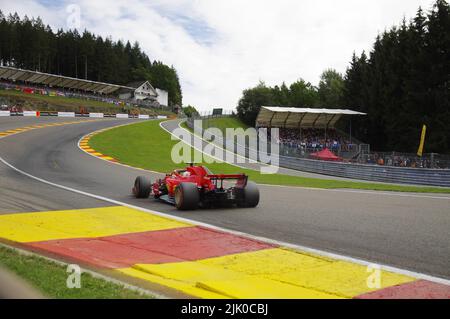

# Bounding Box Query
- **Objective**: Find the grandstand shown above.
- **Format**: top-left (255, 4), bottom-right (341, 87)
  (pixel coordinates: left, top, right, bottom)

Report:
top-left (0, 66), bottom-right (169, 108)
top-left (252, 106), bottom-right (450, 168)
top-left (256, 106), bottom-right (367, 159)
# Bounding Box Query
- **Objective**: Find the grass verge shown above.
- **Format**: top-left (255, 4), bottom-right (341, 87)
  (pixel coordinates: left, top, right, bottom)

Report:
top-left (201, 116), bottom-right (251, 134)
top-left (0, 246), bottom-right (151, 299)
top-left (89, 120), bottom-right (450, 193)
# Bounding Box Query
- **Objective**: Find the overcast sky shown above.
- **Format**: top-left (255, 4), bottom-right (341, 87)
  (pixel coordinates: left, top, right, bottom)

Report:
top-left (0, 0), bottom-right (437, 111)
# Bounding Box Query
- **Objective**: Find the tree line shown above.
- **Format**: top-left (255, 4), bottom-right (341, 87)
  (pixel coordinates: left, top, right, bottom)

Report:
top-left (237, 0), bottom-right (449, 154)
top-left (237, 69), bottom-right (344, 127)
top-left (0, 12), bottom-right (182, 106)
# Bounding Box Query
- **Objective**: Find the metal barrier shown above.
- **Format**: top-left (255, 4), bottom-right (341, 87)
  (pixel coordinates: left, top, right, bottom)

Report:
top-left (278, 156), bottom-right (450, 187)
top-left (185, 118), bottom-right (450, 187)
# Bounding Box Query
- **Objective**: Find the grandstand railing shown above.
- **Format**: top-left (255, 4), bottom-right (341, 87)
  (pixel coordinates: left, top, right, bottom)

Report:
top-left (186, 117), bottom-right (450, 187)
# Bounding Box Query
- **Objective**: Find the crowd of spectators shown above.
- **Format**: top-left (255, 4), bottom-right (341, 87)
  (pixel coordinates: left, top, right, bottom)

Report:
top-left (268, 128), bottom-right (356, 153)
top-left (362, 153), bottom-right (449, 169)
top-left (268, 128), bottom-right (449, 168)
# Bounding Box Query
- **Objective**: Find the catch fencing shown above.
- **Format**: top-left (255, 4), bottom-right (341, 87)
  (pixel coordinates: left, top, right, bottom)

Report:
top-left (186, 117), bottom-right (450, 187)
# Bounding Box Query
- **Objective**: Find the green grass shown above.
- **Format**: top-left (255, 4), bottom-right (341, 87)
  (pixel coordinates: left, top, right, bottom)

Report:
top-left (201, 116), bottom-right (251, 134)
top-left (89, 120), bottom-right (450, 193)
top-left (0, 246), bottom-right (152, 299)
top-left (0, 89), bottom-right (174, 116)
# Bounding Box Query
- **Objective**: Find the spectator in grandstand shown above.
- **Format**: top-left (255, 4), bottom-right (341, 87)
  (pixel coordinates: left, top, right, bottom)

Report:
top-left (276, 127), bottom-right (349, 153)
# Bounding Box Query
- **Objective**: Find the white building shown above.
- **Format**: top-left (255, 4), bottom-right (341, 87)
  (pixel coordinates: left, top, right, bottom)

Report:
top-left (118, 81), bottom-right (158, 101)
top-left (155, 88), bottom-right (168, 107)
top-left (117, 80), bottom-right (169, 107)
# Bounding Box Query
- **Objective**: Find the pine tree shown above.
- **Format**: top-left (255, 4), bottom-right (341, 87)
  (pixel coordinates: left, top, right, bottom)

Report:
top-left (0, 12), bottom-right (182, 105)
top-left (341, 0), bottom-right (450, 153)
top-left (425, 0), bottom-right (450, 151)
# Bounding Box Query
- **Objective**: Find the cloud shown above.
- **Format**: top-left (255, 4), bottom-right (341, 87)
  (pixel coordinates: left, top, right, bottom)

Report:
top-left (1, 0), bottom-right (436, 111)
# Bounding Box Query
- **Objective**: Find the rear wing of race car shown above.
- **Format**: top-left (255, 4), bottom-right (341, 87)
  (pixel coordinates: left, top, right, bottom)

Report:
top-left (206, 174), bottom-right (248, 188)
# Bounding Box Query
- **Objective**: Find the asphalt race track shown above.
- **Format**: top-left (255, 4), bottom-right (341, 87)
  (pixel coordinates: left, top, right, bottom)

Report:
top-left (0, 117), bottom-right (449, 280)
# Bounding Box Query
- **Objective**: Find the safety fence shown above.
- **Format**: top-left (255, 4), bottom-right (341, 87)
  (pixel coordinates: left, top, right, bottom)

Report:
top-left (278, 156), bottom-right (450, 187)
top-left (186, 118), bottom-right (450, 187)
top-left (188, 115), bottom-right (364, 159)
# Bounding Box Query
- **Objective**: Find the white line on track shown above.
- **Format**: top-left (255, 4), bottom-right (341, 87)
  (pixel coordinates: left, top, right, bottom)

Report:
top-left (1, 154), bottom-right (449, 287)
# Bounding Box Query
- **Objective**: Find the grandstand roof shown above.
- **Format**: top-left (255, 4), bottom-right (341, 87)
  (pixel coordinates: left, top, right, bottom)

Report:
top-left (256, 106), bottom-right (366, 129)
top-left (0, 66), bottom-right (135, 95)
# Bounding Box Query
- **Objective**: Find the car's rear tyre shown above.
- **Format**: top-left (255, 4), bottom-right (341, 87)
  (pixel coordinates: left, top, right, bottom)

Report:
top-left (133, 176), bottom-right (151, 198)
top-left (175, 183), bottom-right (199, 210)
top-left (238, 181), bottom-right (260, 208)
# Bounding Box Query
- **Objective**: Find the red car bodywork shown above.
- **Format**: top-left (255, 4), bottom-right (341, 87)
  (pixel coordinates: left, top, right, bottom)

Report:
top-left (152, 165), bottom-right (247, 198)
top-left (133, 164), bottom-right (259, 209)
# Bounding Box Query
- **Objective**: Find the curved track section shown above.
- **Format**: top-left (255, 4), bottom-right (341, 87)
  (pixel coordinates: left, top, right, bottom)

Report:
top-left (163, 119), bottom-right (356, 181)
top-left (0, 117), bottom-right (449, 280)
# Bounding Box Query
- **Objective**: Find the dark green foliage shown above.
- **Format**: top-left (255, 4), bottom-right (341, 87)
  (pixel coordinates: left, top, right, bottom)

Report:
top-left (147, 62), bottom-right (182, 106)
top-left (237, 79), bottom-right (325, 126)
top-left (289, 79), bottom-right (320, 108)
top-left (0, 12), bottom-right (182, 106)
top-left (236, 72), bottom-right (343, 126)
top-left (236, 0), bottom-right (449, 154)
top-left (182, 105), bottom-right (199, 118)
top-left (318, 69), bottom-right (345, 108)
top-left (237, 81), bottom-right (280, 126)
top-left (343, 0), bottom-right (449, 153)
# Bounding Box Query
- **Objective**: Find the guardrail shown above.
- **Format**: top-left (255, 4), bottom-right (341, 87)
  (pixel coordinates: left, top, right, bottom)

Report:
top-left (186, 118), bottom-right (450, 187)
top-left (278, 156), bottom-right (450, 187)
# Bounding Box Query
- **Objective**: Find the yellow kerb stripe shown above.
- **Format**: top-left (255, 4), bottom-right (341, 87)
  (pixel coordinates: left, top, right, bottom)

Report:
top-left (119, 248), bottom-right (414, 299)
top-left (199, 248), bottom-right (414, 298)
top-left (0, 206), bottom-right (190, 242)
top-left (119, 260), bottom-right (339, 299)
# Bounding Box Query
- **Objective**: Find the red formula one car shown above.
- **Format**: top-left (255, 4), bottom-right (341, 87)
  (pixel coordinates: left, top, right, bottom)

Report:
top-left (132, 164), bottom-right (259, 210)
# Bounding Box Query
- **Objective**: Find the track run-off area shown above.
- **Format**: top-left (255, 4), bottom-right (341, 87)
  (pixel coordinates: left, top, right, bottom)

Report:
top-left (0, 117), bottom-right (449, 298)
